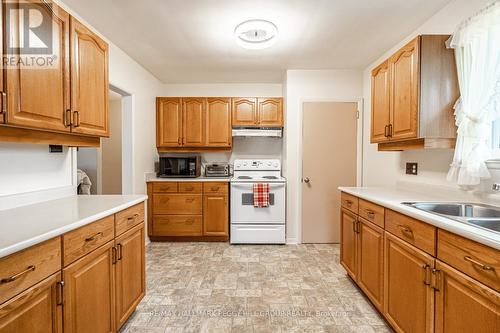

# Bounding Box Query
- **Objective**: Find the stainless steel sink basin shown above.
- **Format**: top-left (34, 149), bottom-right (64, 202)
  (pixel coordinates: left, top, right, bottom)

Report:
top-left (403, 202), bottom-right (500, 218)
top-left (402, 202), bottom-right (500, 234)
top-left (467, 219), bottom-right (500, 232)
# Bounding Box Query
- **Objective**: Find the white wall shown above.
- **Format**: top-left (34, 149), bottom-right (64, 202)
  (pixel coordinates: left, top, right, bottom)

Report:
top-left (362, 0), bottom-right (493, 189)
top-left (101, 95), bottom-right (123, 194)
top-left (284, 70), bottom-right (363, 243)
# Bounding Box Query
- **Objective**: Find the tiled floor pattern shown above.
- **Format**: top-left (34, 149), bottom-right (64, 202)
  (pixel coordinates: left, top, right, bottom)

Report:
top-left (120, 243), bottom-right (391, 333)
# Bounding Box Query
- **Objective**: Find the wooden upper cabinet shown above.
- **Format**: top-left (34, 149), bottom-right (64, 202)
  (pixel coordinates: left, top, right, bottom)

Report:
top-left (258, 98), bottom-right (283, 127)
top-left (232, 98), bottom-right (257, 126)
top-left (70, 17), bottom-right (109, 137)
top-left (182, 98), bottom-right (205, 146)
top-left (371, 61), bottom-right (391, 143)
top-left (206, 98), bottom-right (231, 147)
top-left (62, 241), bottom-right (115, 333)
top-left (115, 225), bottom-right (145, 330)
top-left (384, 232), bottom-right (435, 333)
top-left (203, 194), bottom-right (228, 236)
top-left (4, 1), bottom-right (71, 133)
top-left (434, 260), bottom-right (500, 333)
top-left (340, 208), bottom-right (357, 280)
top-left (390, 37), bottom-right (420, 141)
top-left (0, 273), bottom-right (62, 333)
top-left (157, 97), bottom-right (182, 147)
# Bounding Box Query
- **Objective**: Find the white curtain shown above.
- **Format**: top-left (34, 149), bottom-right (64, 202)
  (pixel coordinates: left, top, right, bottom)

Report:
top-left (447, 1), bottom-right (500, 186)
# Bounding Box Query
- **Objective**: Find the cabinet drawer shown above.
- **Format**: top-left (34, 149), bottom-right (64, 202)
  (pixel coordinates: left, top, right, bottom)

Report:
top-left (63, 216), bottom-right (115, 266)
top-left (115, 203), bottom-right (145, 236)
top-left (385, 210), bottom-right (436, 256)
top-left (0, 237), bottom-right (61, 304)
top-left (341, 192), bottom-right (358, 214)
top-left (203, 182), bottom-right (228, 194)
top-left (438, 230), bottom-right (499, 291)
top-left (153, 194), bottom-right (202, 215)
top-left (359, 199), bottom-right (385, 228)
top-left (153, 215), bottom-right (202, 236)
top-left (152, 182), bottom-right (178, 193)
top-left (179, 183), bottom-right (203, 193)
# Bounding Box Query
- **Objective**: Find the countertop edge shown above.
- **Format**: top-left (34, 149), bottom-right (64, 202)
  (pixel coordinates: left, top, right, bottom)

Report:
top-left (146, 177), bottom-right (231, 183)
top-left (0, 196), bottom-right (148, 259)
top-left (339, 187), bottom-right (500, 250)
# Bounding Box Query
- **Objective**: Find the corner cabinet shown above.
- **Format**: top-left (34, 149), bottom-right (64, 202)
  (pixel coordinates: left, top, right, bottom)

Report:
top-left (0, 1), bottom-right (109, 147)
top-left (370, 35), bottom-right (459, 151)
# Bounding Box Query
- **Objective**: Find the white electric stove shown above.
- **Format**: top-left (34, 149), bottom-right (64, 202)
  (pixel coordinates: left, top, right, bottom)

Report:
top-left (230, 159), bottom-right (286, 244)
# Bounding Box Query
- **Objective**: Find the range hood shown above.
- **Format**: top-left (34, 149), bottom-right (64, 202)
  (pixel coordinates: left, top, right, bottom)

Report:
top-left (232, 127), bottom-right (282, 138)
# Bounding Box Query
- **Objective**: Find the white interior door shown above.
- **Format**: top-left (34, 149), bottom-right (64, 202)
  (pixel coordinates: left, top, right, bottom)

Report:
top-left (302, 102), bottom-right (358, 243)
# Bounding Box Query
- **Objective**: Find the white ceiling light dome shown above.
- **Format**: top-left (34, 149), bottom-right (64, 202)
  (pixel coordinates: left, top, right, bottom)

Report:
top-left (234, 19), bottom-right (278, 50)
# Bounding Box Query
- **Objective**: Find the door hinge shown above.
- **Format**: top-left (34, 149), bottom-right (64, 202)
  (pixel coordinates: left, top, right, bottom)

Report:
top-left (356, 110), bottom-right (360, 119)
top-left (56, 281), bottom-right (64, 305)
top-left (431, 268), bottom-right (442, 292)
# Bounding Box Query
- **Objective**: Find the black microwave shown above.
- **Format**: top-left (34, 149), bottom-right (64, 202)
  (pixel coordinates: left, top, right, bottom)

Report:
top-left (158, 156), bottom-right (201, 178)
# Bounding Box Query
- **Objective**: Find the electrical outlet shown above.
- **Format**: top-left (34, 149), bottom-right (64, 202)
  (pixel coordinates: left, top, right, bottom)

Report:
top-left (49, 145), bottom-right (63, 153)
top-left (406, 163), bottom-right (418, 175)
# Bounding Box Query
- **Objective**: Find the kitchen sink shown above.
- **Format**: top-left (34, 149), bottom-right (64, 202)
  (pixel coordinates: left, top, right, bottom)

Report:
top-left (402, 202), bottom-right (500, 234)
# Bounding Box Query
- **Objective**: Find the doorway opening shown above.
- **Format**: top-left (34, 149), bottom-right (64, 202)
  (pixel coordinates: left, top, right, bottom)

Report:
top-left (76, 85), bottom-right (133, 194)
top-left (301, 101), bottom-right (360, 244)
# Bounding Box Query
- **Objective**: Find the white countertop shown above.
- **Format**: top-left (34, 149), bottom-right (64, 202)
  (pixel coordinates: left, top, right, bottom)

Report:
top-left (0, 195), bottom-right (147, 259)
top-left (339, 187), bottom-right (500, 250)
top-left (146, 175), bottom-right (231, 182)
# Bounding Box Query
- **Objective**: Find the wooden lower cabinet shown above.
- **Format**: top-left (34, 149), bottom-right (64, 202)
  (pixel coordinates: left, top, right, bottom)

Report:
top-left (357, 218), bottom-right (384, 311)
top-left (63, 241), bottom-right (115, 333)
top-left (384, 232), bottom-right (435, 333)
top-left (203, 194), bottom-right (228, 236)
top-left (115, 225), bottom-right (145, 330)
top-left (0, 273), bottom-right (62, 333)
top-left (340, 208), bottom-right (357, 279)
top-left (434, 260), bottom-right (500, 333)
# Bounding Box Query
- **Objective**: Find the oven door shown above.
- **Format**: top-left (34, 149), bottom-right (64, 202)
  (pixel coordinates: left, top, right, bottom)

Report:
top-left (230, 182), bottom-right (285, 224)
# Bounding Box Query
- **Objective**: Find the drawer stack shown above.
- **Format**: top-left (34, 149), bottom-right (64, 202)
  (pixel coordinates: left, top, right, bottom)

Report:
top-left (147, 181), bottom-right (229, 240)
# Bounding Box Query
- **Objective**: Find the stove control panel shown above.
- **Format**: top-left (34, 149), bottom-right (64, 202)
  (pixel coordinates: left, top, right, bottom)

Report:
top-left (234, 159), bottom-right (281, 171)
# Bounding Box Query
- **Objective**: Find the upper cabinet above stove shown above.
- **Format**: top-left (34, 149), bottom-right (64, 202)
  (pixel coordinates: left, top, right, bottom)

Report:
top-left (156, 97), bottom-right (283, 152)
top-left (370, 35), bottom-right (459, 151)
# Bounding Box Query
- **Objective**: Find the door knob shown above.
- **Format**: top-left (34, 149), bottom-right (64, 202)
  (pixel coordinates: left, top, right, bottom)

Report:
top-left (303, 177), bottom-right (311, 184)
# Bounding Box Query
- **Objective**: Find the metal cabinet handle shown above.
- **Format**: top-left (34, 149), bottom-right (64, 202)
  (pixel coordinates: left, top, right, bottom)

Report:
top-left (345, 200), bottom-right (353, 208)
top-left (1, 265), bottom-right (36, 284)
top-left (0, 92), bottom-right (6, 115)
top-left (186, 198), bottom-right (195, 203)
top-left (384, 125), bottom-right (389, 137)
top-left (73, 111), bottom-right (80, 128)
top-left (364, 209), bottom-right (375, 219)
top-left (127, 214), bottom-right (139, 221)
top-left (464, 256), bottom-right (494, 271)
top-left (112, 247), bottom-right (117, 264)
top-left (388, 124), bottom-right (393, 137)
top-left (211, 187), bottom-right (220, 191)
top-left (64, 109), bottom-right (72, 127)
top-left (56, 281), bottom-right (64, 305)
top-left (117, 244), bottom-right (123, 260)
top-left (85, 232), bottom-right (103, 242)
top-left (185, 219), bottom-right (194, 224)
top-left (185, 186), bottom-right (194, 191)
top-left (422, 264), bottom-right (431, 286)
top-left (397, 225), bottom-right (413, 238)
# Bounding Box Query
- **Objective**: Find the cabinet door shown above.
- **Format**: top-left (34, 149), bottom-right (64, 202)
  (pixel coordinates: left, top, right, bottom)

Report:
top-left (115, 224), bottom-right (145, 330)
top-left (63, 241), bottom-right (115, 333)
top-left (4, 1), bottom-right (70, 132)
top-left (371, 61), bottom-right (391, 143)
top-left (435, 260), bottom-right (500, 333)
top-left (0, 273), bottom-right (62, 333)
top-left (182, 98), bottom-right (205, 146)
top-left (340, 208), bottom-right (357, 279)
top-left (357, 218), bottom-right (384, 311)
top-left (157, 97), bottom-right (182, 147)
top-left (232, 98), bottom-right (257, 126)
top-left (206, 98), bottom-right (231, 147)
top-left (390, 37), bottom-right (420, 140)
top-left (384, 232), bottom-right (434, 333)
top-left (203, 194), bottom-right (228, 236)
top-left (258, 98), bottom-right (283, 127)
top-left (70, 17), bottom-right (109, 137)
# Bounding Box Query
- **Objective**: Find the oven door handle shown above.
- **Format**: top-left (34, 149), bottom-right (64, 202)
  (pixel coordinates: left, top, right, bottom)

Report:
top-left (231, 183), bottom-right (285, 189)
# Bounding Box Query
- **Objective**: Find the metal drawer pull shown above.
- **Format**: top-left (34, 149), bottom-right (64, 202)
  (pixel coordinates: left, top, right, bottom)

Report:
top-left (365, 209), bottom-right (375, 219)
top-left (73, 110), bottom-right (80, 128)
top-left (186, 198), bottom-right (195, 203)
top-left (85, 232), bottom-right (103, 242)
top-left (464, 256), bottom-right (494, 271)
top-left (185, 187), bottom-right (194, 191)
top-left (211, 187), bottom-right (220, 191)
top-left (127, 213), bottom-right (139, 221)
top-left (1, 265), bottom-right (36, 284)
top-left (397, 225), bottom-right (413, 237)
top-left (185, 219), bottom-right (194, 224)
top-left (117, 244), bottom-right (123, 260)
top-left (345, 200), bottom-right (353, 207)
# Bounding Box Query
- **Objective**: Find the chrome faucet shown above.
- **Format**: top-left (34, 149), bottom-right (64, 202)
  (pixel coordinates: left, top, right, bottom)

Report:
top-left (493, 183), bottom-right (500, 191)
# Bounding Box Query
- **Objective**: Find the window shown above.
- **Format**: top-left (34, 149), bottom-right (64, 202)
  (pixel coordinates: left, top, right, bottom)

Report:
top-left (492, 119), bottom-right (500, 159)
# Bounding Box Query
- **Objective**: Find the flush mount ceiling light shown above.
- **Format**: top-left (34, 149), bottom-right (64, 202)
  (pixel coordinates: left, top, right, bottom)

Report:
top-left (234, 19), bottom-right (278, 50)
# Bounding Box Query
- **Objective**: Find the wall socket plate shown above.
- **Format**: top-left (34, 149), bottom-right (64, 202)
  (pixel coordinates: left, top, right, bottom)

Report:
top-left (49, 145), bottom-right (63, 153)
top-left (406, 162), bottom-right (418, 175)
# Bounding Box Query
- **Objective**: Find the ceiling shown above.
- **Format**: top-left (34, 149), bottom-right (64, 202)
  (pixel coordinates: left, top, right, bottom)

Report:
top-left (62, 0), bottom-right (452, 83)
